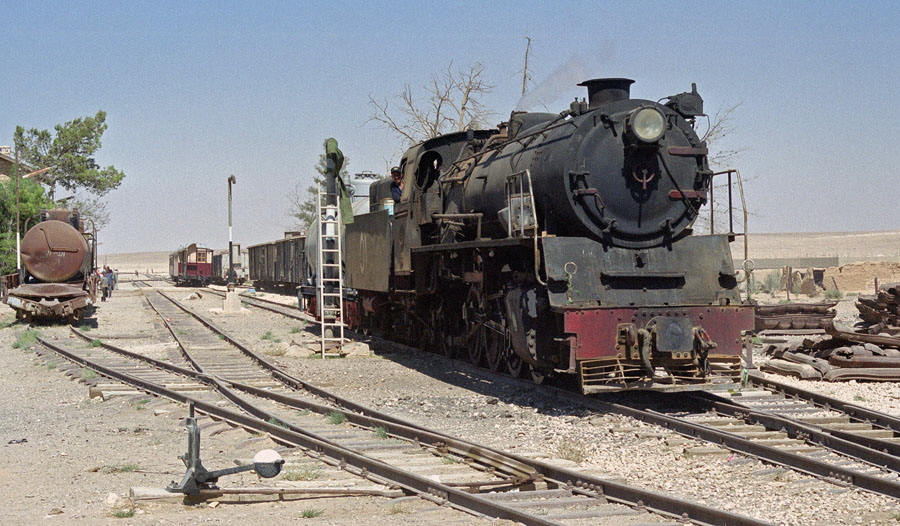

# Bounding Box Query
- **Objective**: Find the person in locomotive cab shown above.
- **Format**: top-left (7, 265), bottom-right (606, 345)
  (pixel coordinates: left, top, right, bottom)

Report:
top-left (390, 166), bottom-right (403, 203)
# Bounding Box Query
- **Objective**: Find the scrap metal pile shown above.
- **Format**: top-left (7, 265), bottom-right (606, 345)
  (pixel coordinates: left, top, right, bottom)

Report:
top-left (856, 282), bottom-right (900, 335)
top-left (761, 323), bottom-right (900, 382)
top-left (754, 302), bottom-right (837, 331)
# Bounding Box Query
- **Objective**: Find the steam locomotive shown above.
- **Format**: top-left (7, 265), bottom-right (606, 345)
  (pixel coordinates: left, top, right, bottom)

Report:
top-left (1, 209), bottom-right (98, 323)
top-left (339, 78), bottom-right (753, 393)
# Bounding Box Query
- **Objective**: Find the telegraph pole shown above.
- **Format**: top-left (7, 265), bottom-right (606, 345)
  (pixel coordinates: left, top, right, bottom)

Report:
top-left (227, 175), bottom-right (236, 291)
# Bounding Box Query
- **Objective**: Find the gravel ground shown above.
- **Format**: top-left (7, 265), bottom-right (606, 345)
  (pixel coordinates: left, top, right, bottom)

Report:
top-left (2, 286), bottom-right (899, 525)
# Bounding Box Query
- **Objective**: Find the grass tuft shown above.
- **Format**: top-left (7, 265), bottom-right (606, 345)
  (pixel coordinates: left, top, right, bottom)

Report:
top-left (260, 330), bottom-right (274, 340)
top-left (327, 411), bottom-right (346, 425)
top-left (267, 417), bottom-right (289, 429)
top-left (13, 329), bottom-right (40, 349)
top-left (113, 509), bottom-right (136, 518)
top-left (102, 463), bottom-right (141, 474)
top-left (290, 326), bottom-right (303, 334)
top-left (824, 288), bottom-right (843, 300)
top-left (80, 368), bottom-right (99, 380)
top-left (300, 508), bottom-right (324, 519)
top-left (374, 426), bottom-right (389, 439)
top-left (282, 467), bottom-right (322, 481)
top-left (46, 361), bottom-right (58, 370)
top-left (89, 339), bottom-right (102, 347)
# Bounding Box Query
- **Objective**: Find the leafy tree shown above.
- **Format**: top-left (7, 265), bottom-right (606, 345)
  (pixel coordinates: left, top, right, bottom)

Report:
top-left (0, 178), bottom-right (55, 273)
top-left (289, 142), bottom-right (349, 231)
top-left (13, 110), bottom-right (125, 200)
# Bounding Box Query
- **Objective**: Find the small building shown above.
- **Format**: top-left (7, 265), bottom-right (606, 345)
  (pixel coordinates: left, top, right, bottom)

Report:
top-left (0, 147), bottom-right (35, 183)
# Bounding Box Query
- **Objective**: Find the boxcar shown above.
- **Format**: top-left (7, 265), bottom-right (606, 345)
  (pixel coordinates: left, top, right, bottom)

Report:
top-left (169, 244), bottom-right (214, 286)
top-left (248, 233), bottom-right (305, 292)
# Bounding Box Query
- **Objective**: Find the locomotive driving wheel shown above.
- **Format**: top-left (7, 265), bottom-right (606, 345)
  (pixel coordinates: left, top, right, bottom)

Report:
top-left (463, 284), bottom-right (485, 366)
top-left (483, 315), bottom-right (506, 372)
top-left (506, 352), bottom-right (526, 378)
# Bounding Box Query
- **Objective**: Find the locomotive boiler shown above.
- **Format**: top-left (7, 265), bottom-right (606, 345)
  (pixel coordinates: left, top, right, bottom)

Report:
top-left (1, 209), bottom-right (98, 322)
top-left (342, 78), bottom-right (753, 392)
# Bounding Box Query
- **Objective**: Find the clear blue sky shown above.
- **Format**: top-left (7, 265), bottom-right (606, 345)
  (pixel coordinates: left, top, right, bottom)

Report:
top-left (2, 1), bottom-right (898, 254)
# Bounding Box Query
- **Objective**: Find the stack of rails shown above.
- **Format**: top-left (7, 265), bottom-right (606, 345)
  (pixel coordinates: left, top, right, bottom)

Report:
top-left (857, 282), bottom-right (900, 334)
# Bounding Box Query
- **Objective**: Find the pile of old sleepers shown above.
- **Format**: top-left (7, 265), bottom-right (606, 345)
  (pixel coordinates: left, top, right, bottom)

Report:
top-left (760, 323), bottom-right (900, 381)
top-left (754, 302), bottom-right (837, 332)
top-left (856, 282), bottom-right (900, 335)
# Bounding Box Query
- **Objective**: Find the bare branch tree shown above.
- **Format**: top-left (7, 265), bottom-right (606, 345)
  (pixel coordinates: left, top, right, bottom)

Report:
top-left (704, 102), bottom-right (744, 168)
top-left (368, 61), bottom-right (494, 146)
top-left (692, 102), bottom-right (753, 234)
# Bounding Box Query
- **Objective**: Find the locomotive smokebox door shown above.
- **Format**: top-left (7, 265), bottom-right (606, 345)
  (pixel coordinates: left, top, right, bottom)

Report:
top-left (651, 317), bottom-right (694, 353)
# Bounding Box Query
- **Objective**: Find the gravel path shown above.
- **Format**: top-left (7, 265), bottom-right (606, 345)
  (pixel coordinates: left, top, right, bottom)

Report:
top-left (1, 287), bottom-right (899, 525)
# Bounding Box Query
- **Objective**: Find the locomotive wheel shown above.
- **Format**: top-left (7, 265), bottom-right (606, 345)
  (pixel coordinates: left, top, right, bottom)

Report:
top-left (530, 365), bottom-right (548, 385)
top-left (463, 285), bottom-right (485, 366)
top-left (467, 323), bottom-right (485, 366)
top-left (506, 352), bottom-right (526, 378)
top-left (483, 324), bottom-right (505, 372)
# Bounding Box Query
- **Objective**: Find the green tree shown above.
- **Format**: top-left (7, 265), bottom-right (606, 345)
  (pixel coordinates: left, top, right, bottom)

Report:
top-left (0, 178), bottom-right (55, 273)
top-left (13, 110), bottom-right (125, 200)
top-left (289, 142), bottom-right (349, 231)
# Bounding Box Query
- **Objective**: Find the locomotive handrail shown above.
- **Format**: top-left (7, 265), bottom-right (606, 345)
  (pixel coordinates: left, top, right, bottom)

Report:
top-left (432, 213), bottom-right (483, 239)
top-left (710, 169), bottom-right (750, 291)
top-left (505, 169), bottom-right (545, 286)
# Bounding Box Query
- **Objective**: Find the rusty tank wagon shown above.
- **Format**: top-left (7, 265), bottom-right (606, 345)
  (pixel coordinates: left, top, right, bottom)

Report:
top-left (2, 209), bottom-right (98, 323)
top-left (339, 78), bottom-right (754, 393)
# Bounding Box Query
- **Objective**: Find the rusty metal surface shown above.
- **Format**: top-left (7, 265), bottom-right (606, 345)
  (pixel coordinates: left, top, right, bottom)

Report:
top-left (754, 302), bottom-right (837, 331)
top-left (825, 322), bottom-right (900, 348)
top-left (21, 220), bottom-right (89, 282)
top-left (565, 305), bottom-right (752, 360)
top-left (5, 288), bottom-right (92, 317)
top-left (828, 354), bottom-right (900, 369)
top-left (823, 368), bottom-right (900, 381)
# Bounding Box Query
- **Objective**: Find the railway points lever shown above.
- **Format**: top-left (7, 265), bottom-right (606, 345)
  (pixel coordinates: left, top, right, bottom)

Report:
top-left (167, 403), bottom-right (284, 495)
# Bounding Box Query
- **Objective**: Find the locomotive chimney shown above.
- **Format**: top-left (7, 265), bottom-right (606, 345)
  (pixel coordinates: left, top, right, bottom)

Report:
top-left (578, 78), bottom-right (635, 109)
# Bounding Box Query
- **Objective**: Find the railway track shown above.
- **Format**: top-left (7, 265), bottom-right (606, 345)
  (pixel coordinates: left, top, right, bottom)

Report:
top-left (197, 288), bottom-right (900, 501)
top-left (561, 383), bottom-right (900, 501)
top-left (34, 289), bottom-right (769, 526)
top-left (204, 288), bottom-right (307, 320)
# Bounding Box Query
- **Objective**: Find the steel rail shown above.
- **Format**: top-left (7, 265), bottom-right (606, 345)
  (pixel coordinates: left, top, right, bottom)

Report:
top-left (36, 335), bottom-right (558, 526)
top-left (574, 395), bottom-right (900, 499)
top-left (63, 302), bottom-right (772, 526)
top-left (695, 393), bottom-right (900, 472)
top-left (204, 289), bottom-right (308, 321)
top-left (747, 371), bottom-right (900, 433)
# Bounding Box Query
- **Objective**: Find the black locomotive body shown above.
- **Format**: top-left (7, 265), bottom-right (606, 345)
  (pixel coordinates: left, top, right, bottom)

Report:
top-left (344, 78), bottom-right (753, 392)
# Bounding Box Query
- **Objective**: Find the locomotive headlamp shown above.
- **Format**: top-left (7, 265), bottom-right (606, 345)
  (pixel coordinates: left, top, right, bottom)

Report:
top-left (629, 107), bottom-right (666, 143)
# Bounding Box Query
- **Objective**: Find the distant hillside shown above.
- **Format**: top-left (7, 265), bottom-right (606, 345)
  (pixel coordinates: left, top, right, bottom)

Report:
top-left (731, 230), bottom-right (900, 263)
top-left (100, 251), bottom-right (169, 273)
top-left (101, 231), bottom-right (900, 275)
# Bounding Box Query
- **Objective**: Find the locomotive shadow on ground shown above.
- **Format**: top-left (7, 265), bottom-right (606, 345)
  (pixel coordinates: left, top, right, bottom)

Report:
top-left (357, 335), bottom-right (659, 419)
